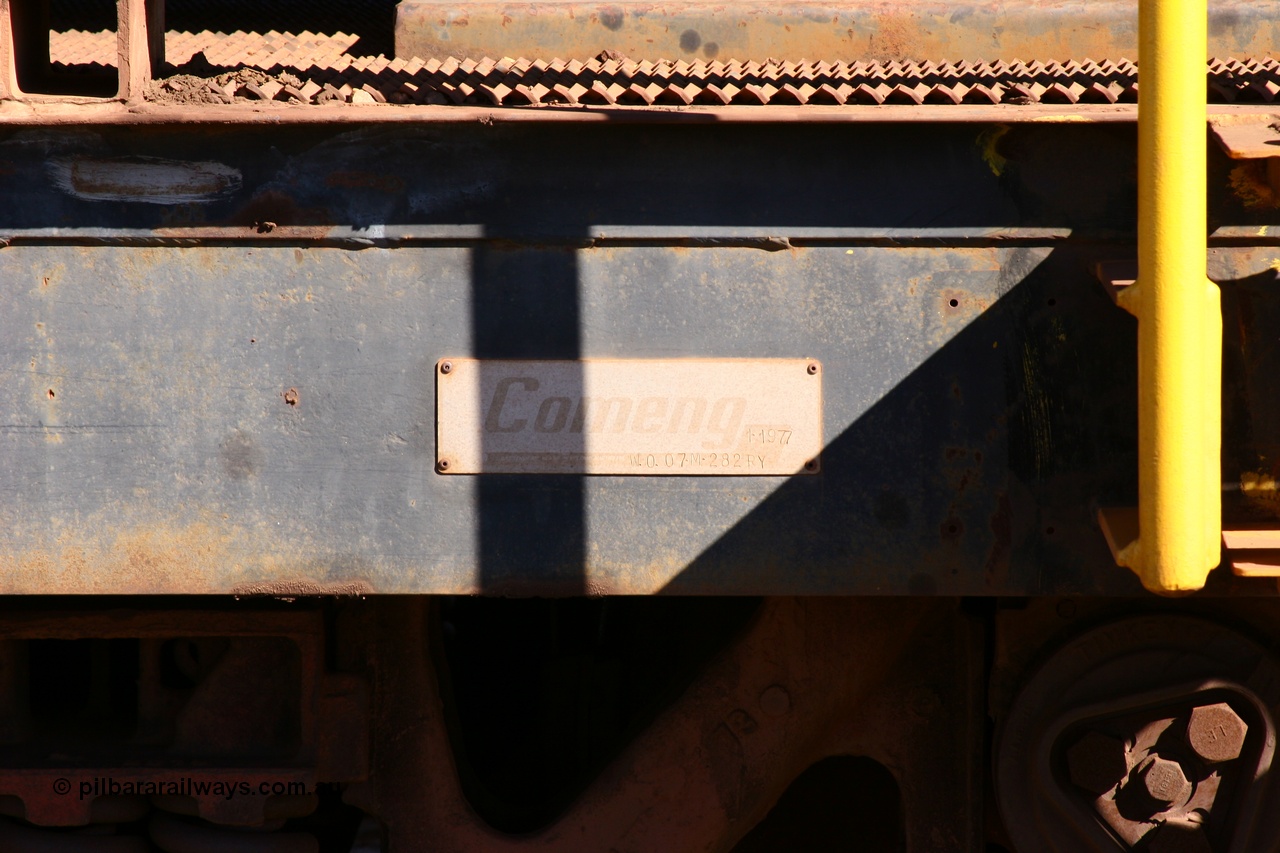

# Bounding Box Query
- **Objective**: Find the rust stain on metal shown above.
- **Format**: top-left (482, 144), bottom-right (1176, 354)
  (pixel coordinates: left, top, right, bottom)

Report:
top-left (867, 12), bottom-right (914, 61)
top-left (984, 491), bottom-right (1012, 587)
top-left (0, 519), bottom-right (372, 595)
top-left (221, 189), bottom-right (335, 238)
top-left (230, 580), bottom-right (373, 596)
top-left (283, 387), bottom-right (300, 406)
top-left (395, 1), bottom-right (1280, 65)
top-left (0, 522), bottom-right (241, 594)
top-left (941, 288), bottom-right (993, 315)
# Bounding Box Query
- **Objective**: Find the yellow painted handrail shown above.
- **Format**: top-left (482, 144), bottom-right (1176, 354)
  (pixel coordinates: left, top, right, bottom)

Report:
top-left (1114, 0), bottom-right (1222, 593)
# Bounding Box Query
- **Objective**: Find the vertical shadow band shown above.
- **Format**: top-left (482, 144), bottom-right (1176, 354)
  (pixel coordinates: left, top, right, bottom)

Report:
top-left (471, 238), bottom-right (587, 594)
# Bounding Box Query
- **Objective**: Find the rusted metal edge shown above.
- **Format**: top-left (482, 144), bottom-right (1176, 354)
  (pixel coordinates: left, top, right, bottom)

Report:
top-left (1211, 115), bottom-right (1280, 159)
top-left (0, 225), bottom-right (1076, 247)
top-left (1093, 260), bottom-right (1138, 304)
top-left (0, 100), bottom-right (1149, 125)
top-left (7, 102), bottom-right (1280, 126)
top-left (19, 225), bottom-right (1280, 248)
top-left (1226, 553), bottom-right (1280, 577)
top-left (1097, 507), bottom-right (1139, 566)
top-left (1211, 226), bottom-right (1280, 242)
top-left (1222, 527), bottom-right (1280, 577)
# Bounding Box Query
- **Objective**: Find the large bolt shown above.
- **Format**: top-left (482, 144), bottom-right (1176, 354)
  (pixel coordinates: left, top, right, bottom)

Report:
top-left (1187, 702), bottom-right (1248, 763)
top-left (1066, 731), bottom-right (1128, 795)
top-left (1148, 819), bottom-right (1214, 853)
top-left (1136, 756), bottom-right (1192, 811)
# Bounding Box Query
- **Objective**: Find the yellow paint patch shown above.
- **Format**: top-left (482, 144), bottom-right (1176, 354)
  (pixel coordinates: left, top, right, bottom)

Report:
top-left (1228, 163), bottom-right (1278, 211)
top-left (1242, 470), bottom-right (1280, 498)
top-left (977, 125), bottom-right (1010, 177)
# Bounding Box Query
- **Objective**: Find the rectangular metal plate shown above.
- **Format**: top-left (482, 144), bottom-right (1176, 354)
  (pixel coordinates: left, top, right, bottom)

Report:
top-left (436, 359), bottom-right (822, 475)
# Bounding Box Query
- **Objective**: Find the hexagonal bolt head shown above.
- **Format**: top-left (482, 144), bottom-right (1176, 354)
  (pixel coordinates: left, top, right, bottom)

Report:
top-left (1148, 819), bottom-right (1214, 853)
top-left (1187, 702), bottom-right (1248, 764)
top-left (1137, 756), bottom-right (1191, 810)
top-left (1066, 731), bottom-right (1128, 795)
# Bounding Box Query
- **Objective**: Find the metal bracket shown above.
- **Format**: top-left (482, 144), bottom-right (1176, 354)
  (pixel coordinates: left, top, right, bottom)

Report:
top-left (1210, 116), bottom-right (1280, 197)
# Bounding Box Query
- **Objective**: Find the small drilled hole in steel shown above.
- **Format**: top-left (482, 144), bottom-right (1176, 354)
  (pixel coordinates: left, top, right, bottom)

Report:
top-left (1047, 298), bottom-right (1058, 307)
top-left (1045, 526), bottom-right (1056, 536)
top-left (948, 298), bottom-right (960, 308)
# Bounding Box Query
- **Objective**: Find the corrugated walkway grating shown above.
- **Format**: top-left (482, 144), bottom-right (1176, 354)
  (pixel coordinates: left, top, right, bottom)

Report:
top-left (46, 30), bottom-right (1280, 106)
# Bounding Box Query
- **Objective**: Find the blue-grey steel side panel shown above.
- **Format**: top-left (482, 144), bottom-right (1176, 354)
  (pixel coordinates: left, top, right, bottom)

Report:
top-left (0, 121), bottom-right (1179, 595)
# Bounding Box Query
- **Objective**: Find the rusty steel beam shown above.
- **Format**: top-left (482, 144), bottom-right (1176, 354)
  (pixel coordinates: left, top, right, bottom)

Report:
top-left (395, 0), bottom-right (1280, 64)
top-left (0, 101), bottom-right (1144, 125)
top-left (9, 101), bottom-right (1280, 126)
top-left (349, 597), bottom-right (982, 852)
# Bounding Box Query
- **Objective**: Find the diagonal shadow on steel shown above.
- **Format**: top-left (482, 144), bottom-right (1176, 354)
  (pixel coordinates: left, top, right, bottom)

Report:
top-left (653, 245), bottom-right (1148, 597)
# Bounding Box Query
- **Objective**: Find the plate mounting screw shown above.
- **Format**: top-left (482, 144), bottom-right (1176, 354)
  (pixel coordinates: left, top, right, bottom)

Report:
top-left (437, 458), bottom-right (451, 472)
top-left (807, 362), bottom-right (819, 375)
top-left (440, 361), bottom-right (453, 375)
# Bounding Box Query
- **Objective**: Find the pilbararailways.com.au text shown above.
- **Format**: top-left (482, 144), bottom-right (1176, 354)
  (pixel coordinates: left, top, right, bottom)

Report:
top-left (53, 777), bottom-right (311, 800)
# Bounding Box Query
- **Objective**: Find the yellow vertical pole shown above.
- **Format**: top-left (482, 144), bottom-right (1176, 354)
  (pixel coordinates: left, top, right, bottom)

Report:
top-left (1115, 0), bottom-right (1221, 593)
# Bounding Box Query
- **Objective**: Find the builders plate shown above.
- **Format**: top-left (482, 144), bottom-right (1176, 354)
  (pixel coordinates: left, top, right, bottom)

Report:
top-left (436, 359), bottom-right (822, 475)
